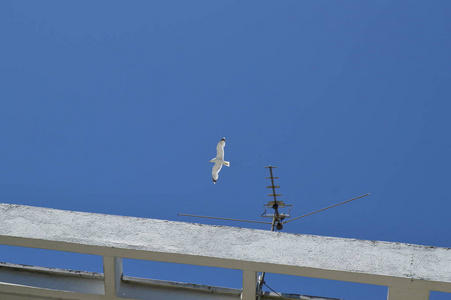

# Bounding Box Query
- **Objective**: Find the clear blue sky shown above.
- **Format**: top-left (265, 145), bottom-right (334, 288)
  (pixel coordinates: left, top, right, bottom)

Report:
top-left (1, 1), bottom-right (450, 299)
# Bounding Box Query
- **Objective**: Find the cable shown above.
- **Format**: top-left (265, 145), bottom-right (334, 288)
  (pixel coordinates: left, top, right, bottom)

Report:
top-left (263, 282), bottom-right (283, 297)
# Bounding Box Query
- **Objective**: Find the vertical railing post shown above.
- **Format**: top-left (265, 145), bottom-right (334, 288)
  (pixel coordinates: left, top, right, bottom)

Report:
top-left (242, 270), bottom-right (257, 300)
top-left (103, 256), bottom-right (123, 297)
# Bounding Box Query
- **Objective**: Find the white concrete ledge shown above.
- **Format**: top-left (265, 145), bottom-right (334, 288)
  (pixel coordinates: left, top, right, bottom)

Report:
top-left (1, 203), bottom-right (451, 296)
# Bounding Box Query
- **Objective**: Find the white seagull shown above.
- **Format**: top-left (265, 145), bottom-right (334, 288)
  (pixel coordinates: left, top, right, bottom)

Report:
top-left (209, 137), bottom-right (230, 184)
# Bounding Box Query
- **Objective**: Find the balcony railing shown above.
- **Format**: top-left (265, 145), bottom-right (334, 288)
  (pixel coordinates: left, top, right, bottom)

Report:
top-left (1, 203), bottom-right (450, 300)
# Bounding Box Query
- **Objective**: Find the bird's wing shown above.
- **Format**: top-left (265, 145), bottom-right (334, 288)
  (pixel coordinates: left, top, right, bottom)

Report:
top-left (216, 139), bottom-right (225, 160)
top-left (212, 163), bottom-right (223, 183)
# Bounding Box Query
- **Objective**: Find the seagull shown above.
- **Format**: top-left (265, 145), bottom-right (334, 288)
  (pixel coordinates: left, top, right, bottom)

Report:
top-left (209, 137), bottom-right (230, 184)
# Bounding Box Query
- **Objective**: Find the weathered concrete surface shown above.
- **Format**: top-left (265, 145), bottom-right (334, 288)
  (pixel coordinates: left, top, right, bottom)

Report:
top-left (1, 203), bottom-right (450, 293)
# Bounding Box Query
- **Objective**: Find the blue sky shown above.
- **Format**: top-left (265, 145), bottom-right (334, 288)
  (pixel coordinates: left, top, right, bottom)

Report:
top-left (1, 1), bottom-right (451, 299)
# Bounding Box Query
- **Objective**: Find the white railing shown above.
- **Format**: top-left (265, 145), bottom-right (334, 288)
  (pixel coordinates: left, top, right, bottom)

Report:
top-left (1, 203), bottom-right (450, 300)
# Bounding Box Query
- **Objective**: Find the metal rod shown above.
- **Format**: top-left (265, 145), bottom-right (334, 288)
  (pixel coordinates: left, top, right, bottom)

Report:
top-left (283, 193), bottom-right (370, 224)
top-left (178, 214), bottom-right (272, 225)
top-left (257, 166), bottom-right (280, 300)
top-left (256, 214), bottom-right (278, 300)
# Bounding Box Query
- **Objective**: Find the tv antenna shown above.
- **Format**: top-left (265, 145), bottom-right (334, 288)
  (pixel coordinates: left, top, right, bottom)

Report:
top-left (178, 166), bottom-right (369, 299)
top-left (179, 166), bottom-right (369, 231)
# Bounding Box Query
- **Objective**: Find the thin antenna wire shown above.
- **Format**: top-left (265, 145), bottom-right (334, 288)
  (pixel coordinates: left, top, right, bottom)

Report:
top-left (283, 193), bottom-right (370, 224)
top-left (177, 214), bottom-right (271, 225)
top-left (263, 282), bottom-right (283, 297)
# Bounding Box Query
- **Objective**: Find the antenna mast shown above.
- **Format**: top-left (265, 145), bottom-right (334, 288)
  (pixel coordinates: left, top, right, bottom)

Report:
top-left (256, 166), bottom-right (292, 299)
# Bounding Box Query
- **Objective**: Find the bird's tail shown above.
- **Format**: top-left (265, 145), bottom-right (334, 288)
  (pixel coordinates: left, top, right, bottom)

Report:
top-left (224, 161), bottom-right (230, 167)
